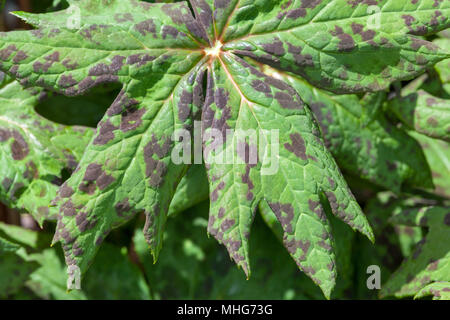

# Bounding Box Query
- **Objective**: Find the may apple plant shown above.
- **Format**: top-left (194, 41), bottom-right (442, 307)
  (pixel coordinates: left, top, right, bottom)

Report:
top-left (0, 0), bottom-right (449, 299)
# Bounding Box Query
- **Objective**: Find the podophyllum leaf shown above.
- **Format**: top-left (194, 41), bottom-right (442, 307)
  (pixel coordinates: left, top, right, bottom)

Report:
top-left (381, 205), bottom-right (450, 298)
top-left (354, 192), bottom-right (423, 299)
top-left (168, 164), bottom-right (209, 217)
top-left (0, 77), bottom-right (93, 224)
top-left (264, 67), bottom-right (433, 192)
top-left (415, 281), bottom-right (450, 300)
top-left (388, 89), bottom-right (450, 142)
top-left (434, 37), bottom-right (450, 94)
top-left (220, 0), bottom-right (450, 93)
top-left (204, 53), bottom-right (373, 298)
top-left (409, 131), bottom-right (450, 199)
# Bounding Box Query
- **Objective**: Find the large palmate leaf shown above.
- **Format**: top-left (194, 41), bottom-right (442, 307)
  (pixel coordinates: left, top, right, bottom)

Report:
top-left (0, 75), bottom-right (93, 225)
top-left (381, 204), bottom-right (450, 299)
top-left (1, 0), bottom-right (449, 298)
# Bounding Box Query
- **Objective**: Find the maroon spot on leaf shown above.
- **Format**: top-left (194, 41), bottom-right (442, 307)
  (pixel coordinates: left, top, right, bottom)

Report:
top-left (120, 106), bottom-right (146, 132)
top-left (193, 0), bottom-right (213, 28)
top-left (135, 19), bottom-right (157, 37)
top-left (215, 0), bottom-right (231, 9)
top-left (251, 79), bottom-right (271, 95)
top-left (108, 90), bottom-right (140, 116)
top-left (308, 199), bottom-right (326, 221)
top-left (23, 161), bottom-right (38, 179)
top-left (58, 74), bottom-right (78, 88)
top-left (351, 23), bottom-right (376, 41)
top-left (0, 128), bottom-right (11, 142)
top-left (210, 181), bottom-right (225, 202)
top-left (13, 50), bottom-right (28, 63)
top-left (88, 55), bottom-right (125, 76)
top-left (178, 89), bottom-right (193, 122)
top-left (61, 199), bottom-right (77, 217)
top-left (59, 184), bottom-right (74, 198)
top-left (115, 198), bottom-right (132, 217)
top-left (284, 133), bottom-right (308, 161)
top-left (72, 242), bottom-right (84, 257)
top-left (11, 131), bottom-right (29, 160)
top-left (143, 135), bottom-right (172, 187)
top-left (331, 26), bottom-right (355, 52)
top-left (411, 38), bottom-right (438, 51)
top-left (426, 117), bottom-right (439, 128)
top-left (31, 29), bottom-right (44, 38)
top-left (262, 38), bottom-right (286, 56)
top-left (93, 119), bottom-right (119, 145)
top-left (162, 25), bottom-right (187, 39)
top-left (286, 8), bottom-right (307, 19)
top-left (287, 43), bottom-right (314, 67)
top-left (0, 45), bottom-right (18, 60)
top-left (62, 58), bottom-right (78, 70)
top-left (76, 211), bottom-right (97, 233)
top-left (221, 219), bottom-right (235, 232)
top-left (269, 202), bottom-right (295, 233)
top-left (126, 53), bottom-right (155, 67)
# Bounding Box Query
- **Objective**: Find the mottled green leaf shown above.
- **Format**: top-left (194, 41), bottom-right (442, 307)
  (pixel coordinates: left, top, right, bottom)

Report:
top-left (354, 195), bottom-right (424, 299)
top-left (409, 131), bottom-right (450, 199)
top-left (415, 281), bottom-right (450, 300)
top-left (381, 205), bottom-right (450, 299)
top-left (388, 90), bottom-right (450, 142)
top-left (0, 76), bottom-right (93, 224)
top-left (6, 0), bottom-right (450, 298)
top-left (434, 37), bottom-right (450, 95)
